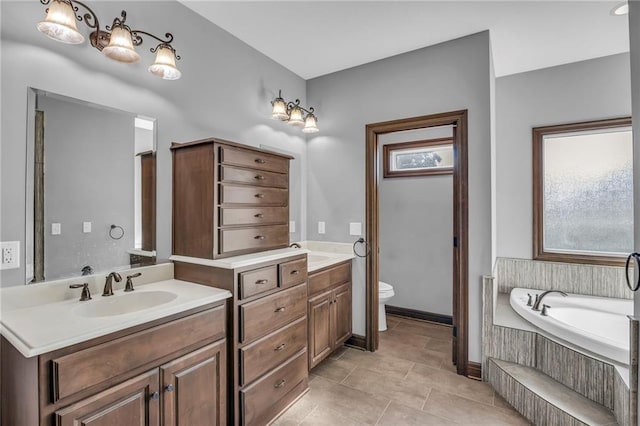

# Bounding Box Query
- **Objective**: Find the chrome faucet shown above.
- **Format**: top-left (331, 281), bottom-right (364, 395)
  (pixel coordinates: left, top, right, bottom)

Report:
top-left (532, 290), bottom-right (567, 311)
top-left (289, 242), bottom-right (302, 248)
top-left (103, 272), bottom-right (122, 296)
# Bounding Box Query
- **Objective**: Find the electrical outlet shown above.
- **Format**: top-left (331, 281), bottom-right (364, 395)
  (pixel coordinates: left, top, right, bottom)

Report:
top-left (83, 222), bottom-right (92, 233)
top-left (349, 222), bottom-right (362, 236)
top-left (318, 221), bottom-right (326, 234)
top-left (51, 223), bottom-right (61, 235)
top-left (1, 241), bottom-right (20, 270)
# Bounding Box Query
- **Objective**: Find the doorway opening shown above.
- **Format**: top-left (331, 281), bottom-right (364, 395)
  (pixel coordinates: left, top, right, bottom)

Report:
top-left (364, 110), bottom-right (470, 376)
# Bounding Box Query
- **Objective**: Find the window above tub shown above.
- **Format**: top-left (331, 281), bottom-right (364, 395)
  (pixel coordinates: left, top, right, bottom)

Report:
top-left (533, 117), bottom-right (633, 266)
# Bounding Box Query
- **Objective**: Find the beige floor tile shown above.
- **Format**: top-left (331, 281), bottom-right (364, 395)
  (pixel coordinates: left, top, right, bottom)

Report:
top-left (378, 339), bottom-right (446, 368)
top-left (425, 337), bottom-right (451, 354)
top-left (311, 357), bottom-right (357, 383)
top-left (311, 383), bottom-right (391, 425)
top-left (300, 406), bottom-right (369, 426)
top-left (329, 345), bottom-right (349, 360)
top-left (340, 348), bottom-right (415, 379)
top-left (385, 315), bottom-right (402, 329)
top-left (273, 392), bottom-right (318, 426)
top-left (342, 366), bottom-right (431, 410)
top-left (408, 362), bottom-right (495, 405)
top-left (493, 392), bottom-right (515, 410)
top-left (380, 328), bottom-right (431, 349)
top-left (423, 390), bottom-right (530, 425)
top-left (377, 401), bottom-right (458, 426)
top-left (394, 321), bottom-right (453, 341)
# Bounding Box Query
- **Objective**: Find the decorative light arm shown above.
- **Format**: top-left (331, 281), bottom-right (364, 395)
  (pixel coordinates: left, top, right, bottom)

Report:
top-left (287, 99), bottom-right (315, 116)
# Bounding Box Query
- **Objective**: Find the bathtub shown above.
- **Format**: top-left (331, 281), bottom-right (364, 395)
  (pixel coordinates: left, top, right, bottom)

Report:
top-left (510, 288), bottom-right (633, 365)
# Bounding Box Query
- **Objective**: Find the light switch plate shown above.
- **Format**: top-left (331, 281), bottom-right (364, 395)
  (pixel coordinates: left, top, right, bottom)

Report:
top-left (1, 241), bottom-right (20, 270)
top-left (83, 222), bottom-right (92, 233)
top-left (318, 221), bottom-right (326, 234)
top-left (349, 222), bottom-right (362, 236)
top-left (289, 220), bottom-right (296, 233)
top-left (51, 223), bottom-right (61, 235)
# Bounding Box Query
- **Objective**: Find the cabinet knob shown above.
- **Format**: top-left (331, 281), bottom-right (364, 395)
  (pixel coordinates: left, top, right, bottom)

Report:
top-left (254, 235), bottom-right (266, 240)
top-left (254, 213), bottom-right (264, 218)
top-left (274, 306), bottom-right (286, 313)
top-left (274, 379), bottom-right (286, 389)
top-left (274, 343), bottom-right (286, 351)
top-left (256, 279), bottom-right (269, 285)
top-left (164, 384), bottom-right (174, 392)
top-left (291, 270), bottom-right (300, 275)
top-left (254, 174), bottom-right (265, 180)
top-left (255, 193), bottom-right (265, 198)
top-left (255, 158), bottom-right (266, 164)
top-left (150, 391), bottom-right (160, 401)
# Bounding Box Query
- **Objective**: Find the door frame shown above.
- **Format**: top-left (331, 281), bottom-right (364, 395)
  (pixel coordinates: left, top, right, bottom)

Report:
top-left (364, 110), bottom-right (469, 376)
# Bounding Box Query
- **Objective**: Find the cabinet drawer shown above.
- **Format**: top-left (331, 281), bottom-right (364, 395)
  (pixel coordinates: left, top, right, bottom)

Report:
top-left (308, 261), bottom-right (351, 296)
top-left (51, 306), bottom-right (225, 401)
top-left (240, 317), bottom-right (307, 386)
top-left (219, 225), bottom-right (288, 255)
top-left (220, 207), bottom-right (288, 226)
top-left (220, 165), bottom-right (288, 188)
top-left (241, 350), bottom-right (307, 426)
top-left (220, 184), bottom-right (288, 206)
top-left (219, 145), bottom-right (289, 174)
top-left (279, 258), bottom-right (308, 289)
top-left (240, 284), bottom-right (307, 343)
top-left (240, 265), bottom-right (278, 299)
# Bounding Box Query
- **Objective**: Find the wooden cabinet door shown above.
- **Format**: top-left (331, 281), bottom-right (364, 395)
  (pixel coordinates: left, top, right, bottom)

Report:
top-left (332, 283), bottom-right (352, 348)
top-left (54, 369), bottom-right (159, 426)
top-left (308, 291), bottom-right (333, 369)
top-left (161, 339), bottom-right (227, 426)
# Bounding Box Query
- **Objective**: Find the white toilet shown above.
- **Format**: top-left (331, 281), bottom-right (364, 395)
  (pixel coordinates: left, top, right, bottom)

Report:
top-left (378, 281), bottom-right (395, 331)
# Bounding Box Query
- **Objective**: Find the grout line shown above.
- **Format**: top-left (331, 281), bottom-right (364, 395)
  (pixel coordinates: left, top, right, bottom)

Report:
top-left (297, 404), bottom-right (319, 426)
top-left (340, 365), bottom-right (357, 384)
top-left (374, 399), bottom-right (392, 425)
top-left (421, 388), bottom-right (432, 411)
top-left (402, 362), bottom-right (416, 380)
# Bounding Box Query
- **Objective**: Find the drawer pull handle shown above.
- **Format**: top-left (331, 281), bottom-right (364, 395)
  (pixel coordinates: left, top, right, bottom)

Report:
top-left (255, 235), bottom-right (266, 240)
top-left (255, 193), bottom-right (265, 198)
top-left (254, 213), bottom-right (264, 218)
top-left (255, 174), bottom-right (265, 180)
top-left (164, 384), bottom-right (174, 393)
top-left (256, 279), bottom-right (269, 285)
top-left (274, 343), bottom-right (286, 351)
top-left (150, 391), bottom-right (160, 401)
top-left (274, 379), bottom-right (286, 389)
top-left (255, 158), bottom-right (266, 164)
top-left (274, 307), bottom-right (286, 313)
top-left (291, 270), bottom-right (300, 275)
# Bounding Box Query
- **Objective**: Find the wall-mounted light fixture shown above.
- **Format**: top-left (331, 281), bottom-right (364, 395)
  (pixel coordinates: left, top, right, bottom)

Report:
top-left (271, 90), bottom-right (319, 133)
top-left (37, 0), bottom-right (182, 80)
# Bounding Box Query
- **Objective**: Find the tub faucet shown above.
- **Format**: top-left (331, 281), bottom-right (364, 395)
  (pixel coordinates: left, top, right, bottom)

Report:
top-left (532, 290), bottom-right (567, 311)
top-left (103, 272), bottom-right (122, 296)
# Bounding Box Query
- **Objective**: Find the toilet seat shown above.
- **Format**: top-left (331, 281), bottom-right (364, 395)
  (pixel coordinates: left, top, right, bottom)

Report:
top-left (379, 281), bottom-right (394, 297)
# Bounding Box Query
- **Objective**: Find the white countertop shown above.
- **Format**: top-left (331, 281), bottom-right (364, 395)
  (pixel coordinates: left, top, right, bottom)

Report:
top-left (1, 279), bottom-right (231, 358)
top-left (170, 247), bottom-right (310, 269)
top-left (307, 251), bottom-right (355, 272)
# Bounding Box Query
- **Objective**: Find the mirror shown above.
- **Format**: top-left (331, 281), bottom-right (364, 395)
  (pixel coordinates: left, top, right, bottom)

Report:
top-left (25, 89), bottom-right (157, 284)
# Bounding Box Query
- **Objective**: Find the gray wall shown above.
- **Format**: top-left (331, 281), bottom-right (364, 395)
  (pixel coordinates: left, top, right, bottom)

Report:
top-left (39, 95), bottom-right (134, 280)
top-left (306, 32), bottom-right (493, 362)
top-left (0, 1), bottom-right (307, 286)
top-left (379, 127), bottom-right (453, 316)
top-left (630, 2), bottom-right (640, 415)
top-left (495, 53), bottom-right (632, 259)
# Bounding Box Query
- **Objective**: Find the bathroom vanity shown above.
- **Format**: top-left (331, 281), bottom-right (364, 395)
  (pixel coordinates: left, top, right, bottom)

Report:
top-left (0, 275), bottom-right (231, 426)
top-left (172, 252), bottom-right (309, 426)
top-left (307, 260), bottom-right (353, 369)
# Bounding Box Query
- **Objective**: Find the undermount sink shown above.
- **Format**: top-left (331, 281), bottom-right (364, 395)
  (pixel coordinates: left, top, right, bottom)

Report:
top-left (308, 254), bottom-right (333, 263)
top-left (73, 290), bottom-right (178, 318)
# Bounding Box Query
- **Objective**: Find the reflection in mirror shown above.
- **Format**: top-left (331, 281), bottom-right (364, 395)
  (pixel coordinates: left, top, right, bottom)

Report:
top-left (25, 89), bottom-right (157, 284)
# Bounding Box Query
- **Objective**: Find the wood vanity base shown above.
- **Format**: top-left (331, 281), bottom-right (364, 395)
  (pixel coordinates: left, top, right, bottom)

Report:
top-left (1, 302), bottom-right (227, 426)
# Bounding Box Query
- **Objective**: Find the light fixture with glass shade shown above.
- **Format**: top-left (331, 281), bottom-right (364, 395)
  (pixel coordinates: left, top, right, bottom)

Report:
top-left (37, 0), bottom-right (182, 80)
top-left (270, 89), bottom-right (320, 133)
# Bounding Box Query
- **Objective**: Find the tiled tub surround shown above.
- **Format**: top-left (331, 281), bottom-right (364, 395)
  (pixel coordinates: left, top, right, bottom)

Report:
top-left (483, 275), bottom-right (638, 425)
top-left (495, 257), bottom-right (632, 299)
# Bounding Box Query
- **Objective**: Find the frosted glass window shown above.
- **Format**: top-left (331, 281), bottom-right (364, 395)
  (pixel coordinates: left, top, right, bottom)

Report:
top-left (534, 119), bottom-right (633, 265)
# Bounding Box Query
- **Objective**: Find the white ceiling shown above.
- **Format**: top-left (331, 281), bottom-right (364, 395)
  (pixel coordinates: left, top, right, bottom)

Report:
top-left (179, 1), bottom-right (630, 80)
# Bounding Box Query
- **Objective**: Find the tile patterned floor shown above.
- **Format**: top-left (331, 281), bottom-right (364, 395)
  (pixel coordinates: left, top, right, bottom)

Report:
top-left (275, 315), bottom-right (530, 425)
